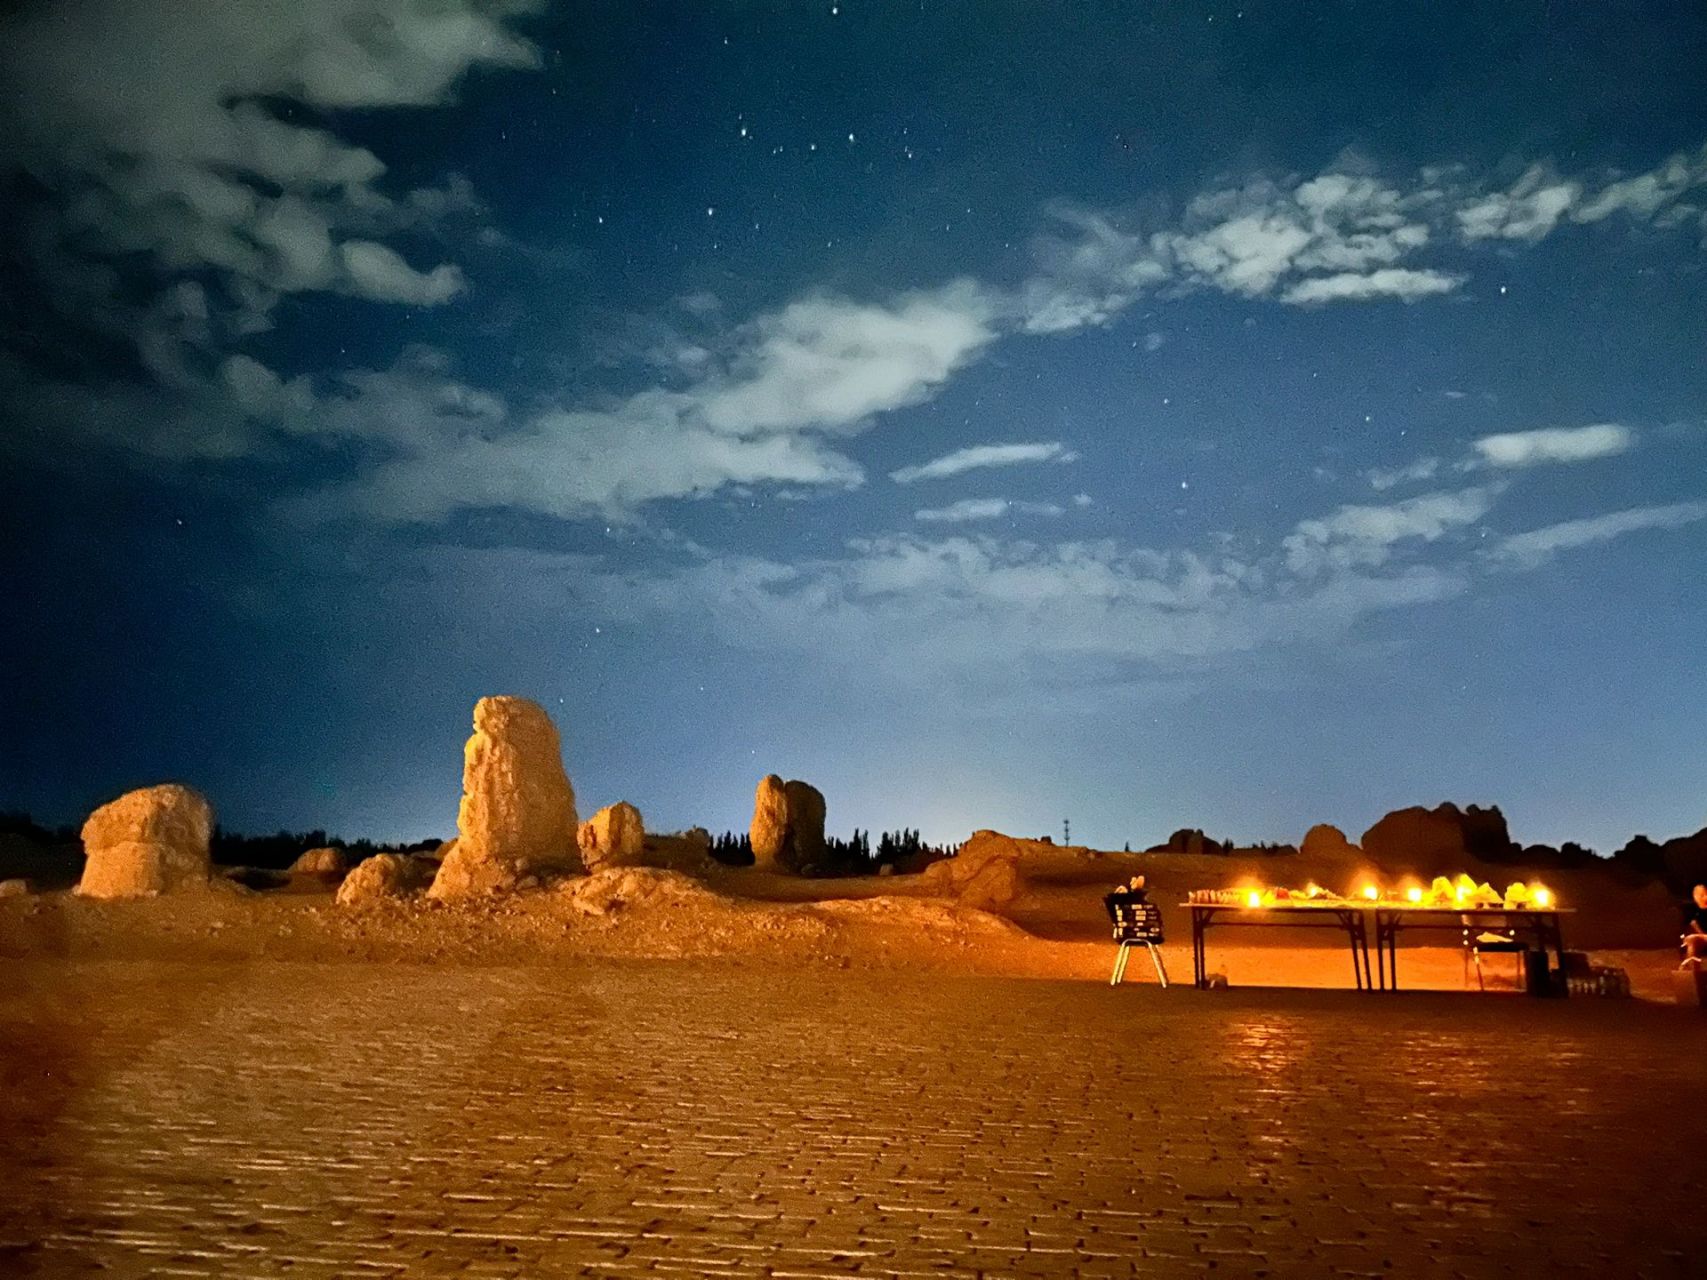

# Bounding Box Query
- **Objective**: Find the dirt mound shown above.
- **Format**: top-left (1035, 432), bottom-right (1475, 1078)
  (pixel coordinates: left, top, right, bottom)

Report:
top-left (336, 854), bottom-right (436, 907)
top-left (559, 867), bottom-right (732, 917)
top-left (77, 784), bottom-right (213, 900)
top-left (811, 895), bottom-right (1025, 936)
top-left (640, 833), bottom-right (716, 874)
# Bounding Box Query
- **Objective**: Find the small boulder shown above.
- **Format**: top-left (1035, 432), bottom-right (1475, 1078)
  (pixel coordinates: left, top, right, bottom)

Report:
top-left (335, 853), bottom-right (435, 907)
top-left (0, 878), bottom-right (29, 899)
top-left (77, 784), bottom-right (213, 899)
top-left (578, 802), bottom-right (646, 871)
top-left (290, 846), bottom-right (349, 878)
top-left (430, 696), bottom-right (581, 900)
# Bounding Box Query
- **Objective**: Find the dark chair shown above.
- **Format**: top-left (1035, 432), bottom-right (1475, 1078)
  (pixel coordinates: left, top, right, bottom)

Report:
top-left (1104, 891), bottom-right (1167, 988)
top-left (1467, 929), bottom-right (1527, 991)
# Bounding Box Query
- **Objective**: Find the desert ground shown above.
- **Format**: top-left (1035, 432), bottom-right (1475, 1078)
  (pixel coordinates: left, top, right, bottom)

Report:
top-left (3, 836), bottom-right (1703, 1276)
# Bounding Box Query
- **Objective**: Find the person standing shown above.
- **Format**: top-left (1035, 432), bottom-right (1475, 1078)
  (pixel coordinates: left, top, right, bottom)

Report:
top-left (1682, 883), bottom-right (1707, 965)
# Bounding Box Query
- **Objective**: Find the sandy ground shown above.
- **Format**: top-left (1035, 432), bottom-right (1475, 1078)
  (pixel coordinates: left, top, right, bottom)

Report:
top-left (1, 839), bottom-right (1691, 999)
top-left (2, 959), bottom-right (1703, 1278)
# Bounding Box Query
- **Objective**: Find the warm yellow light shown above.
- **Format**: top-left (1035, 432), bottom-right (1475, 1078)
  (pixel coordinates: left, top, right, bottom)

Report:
top-left (1533, 885), bottom-right (1553, 908)
top-left (1361, 883), bottom-right (1379, 901)
top-left (1405, 885), bottom-right (1423, 904)
top-left (1245, 890), bottom-right (1262, 909)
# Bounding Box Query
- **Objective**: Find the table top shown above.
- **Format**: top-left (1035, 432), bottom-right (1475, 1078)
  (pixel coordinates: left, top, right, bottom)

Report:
top-left (1183, 899), bottom-right (1571, 914)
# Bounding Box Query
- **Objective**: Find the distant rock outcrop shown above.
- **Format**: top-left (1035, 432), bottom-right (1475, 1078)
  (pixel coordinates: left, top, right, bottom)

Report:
top-left (749, 775), bottom-right (827, 873)
top-left (1361, 803), bottom-right (1518, 873)
top-left (1301, 824), bottom-right (1359, 860)
top-left (290, 846), bottom-right (349, 878)
top-left (336, 853), bottom-right (435, 907)
top-left (1147, 828), bottom-right (1226, 857)
top-left (77, 784), bottom-right (213, 899)
top-left (430, 697), bottom-right (580, 900)
top-left (578, 802), bottom-right (645, 871)
top-left (919, 830), bottom-right (1023, 913)
top-left (1617, 826), bottom-right (1707, 892)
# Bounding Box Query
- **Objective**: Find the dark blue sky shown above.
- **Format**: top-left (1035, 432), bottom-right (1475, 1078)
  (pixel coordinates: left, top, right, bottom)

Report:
top-left (2, 1), bottom-right (1704, 853)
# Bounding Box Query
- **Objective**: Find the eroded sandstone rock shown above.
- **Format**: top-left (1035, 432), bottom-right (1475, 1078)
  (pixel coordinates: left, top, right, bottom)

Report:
top-left (1301, 824), bottom-right (1359, 860)
top-left (77, 784), bottom-right (213, 899)
top-left (578, 801), bottom-right (645, 871)
top-left (335, 853), bottom-right (435, 907)
top-left (290, 846), bottom-right (349, 878)
top-left (430, 696), bottom-right (580, 899)
top-left (919, 829), bottom-right (1024, 913)
top-left (749, 775), bottom-right (827, 873)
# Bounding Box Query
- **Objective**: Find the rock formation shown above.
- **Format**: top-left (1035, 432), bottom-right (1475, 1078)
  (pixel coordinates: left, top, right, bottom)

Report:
top-left (0, 879), bottom-right (29, 898)
top-left (749, 775), bottom-right (827, 873)
top-left (1300, 824), bottom-right (1359, 859)
top-left (577, 802), bottom-right (645, 871)
top-left (335, 853), bottom-right (435, 907)
top-left (919, 830), bottom-right (1023, 913)
top-left (1361, 803), bottom-right (1517, 874)
top-left (290, 846), bottom-right (349, 878)
top-left (1147, 828), bottom-right (1226, 857)
top-left (77, 784), bottom-right (213, 899)
top-left (429, 696), bottom-right (580, 899)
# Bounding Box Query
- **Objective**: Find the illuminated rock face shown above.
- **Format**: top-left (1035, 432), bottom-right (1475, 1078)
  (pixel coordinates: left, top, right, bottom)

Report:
top-left (77, 784), bottom-right (212, 899)
top-left (920, 829), bottom-right (1024, 913)
top-left (1301, 824), bottom-right (1359, 859)
top-left (750, 775), bottom-right (826, 873)
top-left (336, 853), bottom-right (434, 906)
top-left (291, 846), bottom-right (349, 877)
top-left (578, 802), bottom-right (645, 871)
top-left (430, 696), bottom-right (580, 899)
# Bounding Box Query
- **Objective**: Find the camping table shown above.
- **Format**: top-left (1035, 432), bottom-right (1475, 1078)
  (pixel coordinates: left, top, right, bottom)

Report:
top-left (1370, 906), bottom-right (1572, 992)
top-left (1184, 902), bottom-right (1376, 991)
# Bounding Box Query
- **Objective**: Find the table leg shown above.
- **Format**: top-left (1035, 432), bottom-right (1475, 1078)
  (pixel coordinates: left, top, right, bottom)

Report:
top-left (1339, 912), bottom-right (1364, 990)
top-left (1384, 916), bottom-right (1401, 993)
top-left (1193, 909), bottom-right (1207, 989)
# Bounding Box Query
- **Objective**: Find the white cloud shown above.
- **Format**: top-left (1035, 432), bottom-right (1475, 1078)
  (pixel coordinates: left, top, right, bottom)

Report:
top-left (1487, 502), bottom-right (1707, 570)
top-left (284, 284), bottom-right (999, 522)
top-left (1456, 166), bottom-right (1583, 242)
top-left (339, 241), bottom-right (466, 306)
top-left (1019, 140), bottom-right (1707, 336)
top-left (1470, 424), bottom-right (1637, 468)
top-left (1281, 268), bottom-right (1463, 304)
top-left (0, 0), bottom-right (535, 346)
top-left (914, 498), bottom-right (1065, 523)
top-left (1283, 487), bottom-right (1501, 576)
top-left (695, 282), bottom-right (999, 435)
top-left (891, 441), bottom-right (1079, 484)
top-left (1367, 457), bottom-right (1443, 491)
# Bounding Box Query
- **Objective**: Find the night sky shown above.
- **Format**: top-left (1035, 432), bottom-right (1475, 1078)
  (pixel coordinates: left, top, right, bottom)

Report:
top-left (2, 2), bottom-right (1704, 853)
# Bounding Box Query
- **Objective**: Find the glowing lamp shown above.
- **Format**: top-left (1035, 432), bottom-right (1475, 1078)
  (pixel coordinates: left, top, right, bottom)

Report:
top-left (1361, 883), bottom-right (1379, 901)
top-left (1245, 890), bottom-right (1262, 909)
top-left (1533, 885), bottom-right (1553, 908)
top-left (1405, 885), bottom-right (1423, 904)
